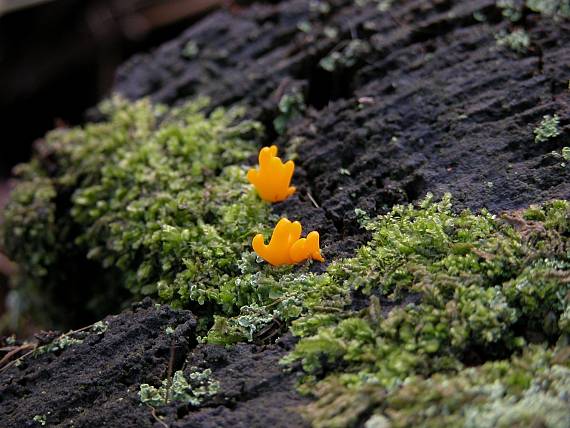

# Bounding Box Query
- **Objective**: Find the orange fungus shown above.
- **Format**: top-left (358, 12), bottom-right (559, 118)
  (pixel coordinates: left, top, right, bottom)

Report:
top-left (252, 218), bottom-right (324, 266)
top-left (247, 145), bottom-right (296, 203)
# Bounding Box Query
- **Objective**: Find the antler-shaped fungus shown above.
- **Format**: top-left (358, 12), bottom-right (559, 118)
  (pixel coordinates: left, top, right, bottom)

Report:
top-left (247, 145), bottom-right (296, 202)
top-left (252, 218), bottom-right (324, 266)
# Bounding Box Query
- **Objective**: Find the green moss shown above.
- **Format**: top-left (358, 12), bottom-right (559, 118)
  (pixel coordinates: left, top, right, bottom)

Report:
top-left (1, 175), bottom-right (57, 279)
top-left (205, 255), bottom-right (349, 344)
top-left (354, 345), bottom-right (570, 428)
top-left (284, 196), bottom-right (570, 427)
top-left (1, 96), bottom-right (347, 344)
top-left (2, 95), bottom-right (569, 426)
top-left (534, 114), bottom-right (561, 143)
top-left (1, 96), bottom-right (270, 325)
top-left (139, 367), bottom-right (220, 407)
top-left (273, 90), bottom-right (306, 135)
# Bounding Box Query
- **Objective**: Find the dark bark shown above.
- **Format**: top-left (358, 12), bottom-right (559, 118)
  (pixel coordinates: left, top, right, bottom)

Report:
top-left (2, 0), bottom-right (569, 426)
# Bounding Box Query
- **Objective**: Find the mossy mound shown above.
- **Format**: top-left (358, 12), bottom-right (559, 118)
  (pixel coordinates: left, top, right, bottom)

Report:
top-left (0, 97), bottom-right (346, 344)
top-left (2, 96), bottom-right (569, 427)
top-left (1, 97), bottom-right (271, 327)
top-left (284, 196), bottom-right (570, 427)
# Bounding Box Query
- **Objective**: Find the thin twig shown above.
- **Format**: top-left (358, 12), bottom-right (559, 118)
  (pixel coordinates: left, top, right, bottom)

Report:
top-left (311, 306), bottom-right (343, 312)
top-left (387, 10), bottom-right (406, 29)
top-left (149, 406), bottom-right (169, 428)
top-left (349, 22), bottom-right (357, 40)
top-left (264, 295), bottom-right (289, 309)
top-left (306, 192), bottom-right (320, 208)
top-left (0, 319), bottom-right (106, 373)
top-left (164, 340), bottom-right (176, 405)
top-left (65, 323), bottom-right (98, 335)
top-left (0, 348), bottom-right (36, 373)
top-left (0, 343), bottom-right (35, 367)
top-left (0, 251), bottom-right (17, 276)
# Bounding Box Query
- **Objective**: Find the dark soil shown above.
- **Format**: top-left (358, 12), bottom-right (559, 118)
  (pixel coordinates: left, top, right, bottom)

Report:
top-left (0, 299), bottom-right (307, 427)
top-left (167, 335), bottom-right (308, 428)
top-left (2, 0), bottom-right (570, 426)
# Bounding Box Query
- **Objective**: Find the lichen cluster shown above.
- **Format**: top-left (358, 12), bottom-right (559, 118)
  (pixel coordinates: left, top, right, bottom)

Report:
top-left (526, 0), bottom-right (570, 18)
top-left (139, 367), bottom-right (220, 407)
top-left (205, 260), bottom-right (347, 344)
top-left (535, 114), bottom-right (562, 143)
top-left (283, 195), bottom-right (570, 427)
top-left (32, 321), bottom-right (108, 357)
top-left (319, 40), bottom-right (371, 72)
top-left (497, 0), bottom-right (570, 21)
top-left (495, 29), bottom-right (530, 53)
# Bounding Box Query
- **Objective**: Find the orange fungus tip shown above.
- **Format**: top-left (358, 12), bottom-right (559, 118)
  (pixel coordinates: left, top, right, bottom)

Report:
top-left (252, 218), bottom-right (324, 266)
top-left (247, 145), bottom-right (296, 203)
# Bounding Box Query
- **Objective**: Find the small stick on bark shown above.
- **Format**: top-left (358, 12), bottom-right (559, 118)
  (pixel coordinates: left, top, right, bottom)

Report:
top-left (164, 340), bottom-right (176, 405)
top-left (0, 348), bottom-right (36, 373)
top-left (0, 319), bottom-right (109, 373)
top-left (149, 406), bottom-right (169, 428)
top-left (0, 343), bottom-right (36, 367)
top-left (307, 192), bottom-right (320, 208)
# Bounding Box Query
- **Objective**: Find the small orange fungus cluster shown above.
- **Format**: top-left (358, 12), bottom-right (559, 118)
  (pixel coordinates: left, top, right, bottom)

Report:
top-left (252, 218), bottom-right (324, 266)
top-left (248, 146), bottom-right (324, 266)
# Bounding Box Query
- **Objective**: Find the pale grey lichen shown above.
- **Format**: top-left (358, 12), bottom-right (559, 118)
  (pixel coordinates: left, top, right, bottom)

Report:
top-left (319, 40), bottom-right (371, 72)
top-left (496, 29), bottom-right (530, 53)
top-left (32, 321), bottom-right (109, 357)
top-left (534, 114), bottom-right (561, 143)
top-left (526, 0), bottom-right (570, 18)
top-left (32, 415), bottom-right (47, 426)
top-left (139, 368), bottom-right (220, 407)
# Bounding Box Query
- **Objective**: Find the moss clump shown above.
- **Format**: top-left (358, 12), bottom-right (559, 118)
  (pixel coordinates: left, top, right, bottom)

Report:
top-left (305, 345), bottom-right (570, 428)
top-left (1, 177), bottom-right (57, 280)
top-left (284, 195), bottom-right (570, 427)
top-left (0, 96), bottom-right (270, 326)
top-left (139, 367), bottom-right (220, 407)
top-left (1, 95), bottom-right (350, 343)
